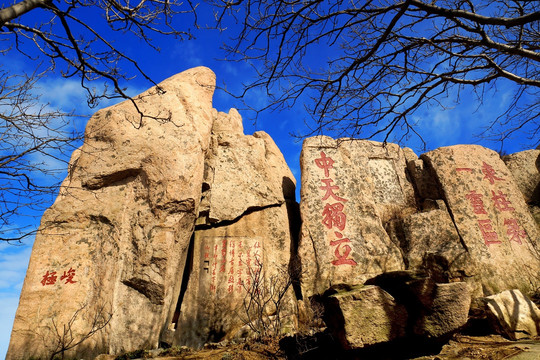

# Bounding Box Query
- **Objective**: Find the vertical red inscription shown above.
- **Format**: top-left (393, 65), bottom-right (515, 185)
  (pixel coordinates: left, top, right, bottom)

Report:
top-left (460, 162), bottom-right (524, 247)
top-left (315, 151), bottom-right (357, 266)
top-left (315, 151), bottom-right (334, 177)
top-left (465, 190), bottom-right (487, 215)
top-left (322, 203), bottom-right (346, 231)
top-left (330, 232), bottom-right (357, 266)
top-left (60, 268), bottom-right (77, 284)
top-left (205, 238), bottom-right (262, 295)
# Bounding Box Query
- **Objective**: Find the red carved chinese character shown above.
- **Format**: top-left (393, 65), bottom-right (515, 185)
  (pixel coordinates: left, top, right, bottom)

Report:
top-left (227, 284), bottom-right (234, 293)
top-left (478, 219), bottom-right (501, 246)
top-left (482, 162), bottom-right (504, 184)
top-left (322, 202), bottom-right (347, 230)
top-left (320, 179), bottom-right (348, 202)
top-left (504, 218), bottom-right (526, 245)
top-left (491, 190), bottom-right (515, 212)
top-left (60, 268), bottom-right (77, 284)
top-left (41, 271), bottom-right (57, 286)
top-left (315, 151), bottom-right (334, 177)
top-left (330, 232), bottom-right (357, 266)
top-left (466, 190), bottom-right (487, 215)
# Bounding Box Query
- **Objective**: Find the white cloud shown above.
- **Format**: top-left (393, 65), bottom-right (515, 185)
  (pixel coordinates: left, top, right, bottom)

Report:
top-left (0, 294), bottom-right (20, 359)
top-left (0, 244), bottom-right (32, 359)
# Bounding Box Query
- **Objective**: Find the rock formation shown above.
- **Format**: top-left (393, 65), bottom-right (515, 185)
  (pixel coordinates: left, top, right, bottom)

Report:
top-left (7, 67), bottom-right (298, 359)
top-left (298, 137), bottom-right (412, 298)
top-left (169, 113), bottom-right (297, 348)
top-left (298, 137), bottom-right (540, 350)
top-left (7, 68), bottom-right (540, 359)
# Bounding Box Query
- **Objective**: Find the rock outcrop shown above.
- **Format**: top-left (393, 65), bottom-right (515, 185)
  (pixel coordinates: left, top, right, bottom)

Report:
top-left (7, 68), bottom-right (298, 359)
top-left (169, 111), bottom-right (297, 348)
top-left (422, 145), bottom-right (540, 296)
top-left (298, 138), bottom-right (540, 351)
top-left (298, 137), bottom-right (412, 298)
top-left (503, 150), bottom-right (540, 205)
top-left (7, 69), bottom-right (540, 359)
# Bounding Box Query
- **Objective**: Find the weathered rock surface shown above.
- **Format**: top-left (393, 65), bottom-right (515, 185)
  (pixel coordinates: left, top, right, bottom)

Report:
top-left (323, 285), bottom-right (407, 349)
top-left (503, 150), bottom-right (540, 204)
top-left (422, 145), bottom-right (540, 296)
top-left (170, 109), bottom-right (297, 347)
top-left (412, 281), bottom-right (471, 338)
top-left (8, 67), bottom-right (217, 360)
top-left (484, 289), bottom-right (540, 340)
top-left (299, 137), bottom-right (412, 297)
top-left (402, 208), bottom-right (474, 282)
top-left (365, 273), bottom-right (471, 340)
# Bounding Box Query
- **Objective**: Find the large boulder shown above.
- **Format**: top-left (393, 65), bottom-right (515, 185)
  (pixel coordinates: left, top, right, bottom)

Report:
top-left (323, 285), bottom-right (407, 349)
top-left (484, 289), bottom-right (540, 340)
top-left (422, 145), bottom-right (540, 296)
top-left (411, 281), bottom-right (471, 338)
top-left (298, 137), bottom-right (412, 298)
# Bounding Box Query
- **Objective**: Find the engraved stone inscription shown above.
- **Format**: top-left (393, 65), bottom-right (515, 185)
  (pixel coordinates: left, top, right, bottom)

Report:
top-left (201, 236), bottom-right (262, 296)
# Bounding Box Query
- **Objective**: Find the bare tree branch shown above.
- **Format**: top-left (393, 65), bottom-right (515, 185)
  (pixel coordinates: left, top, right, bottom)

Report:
top-left (214, 0), bottom-right (540, 149)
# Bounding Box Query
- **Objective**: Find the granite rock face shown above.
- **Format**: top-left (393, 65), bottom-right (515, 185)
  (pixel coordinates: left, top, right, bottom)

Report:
top-left (422, 145), bottom-right (540, 296)
top-left (503, 150), bottom-right (540, 204)
top-left (8, 67), bottom-right (217, 359)
top-left (298, 137), bottom-right (412, 298)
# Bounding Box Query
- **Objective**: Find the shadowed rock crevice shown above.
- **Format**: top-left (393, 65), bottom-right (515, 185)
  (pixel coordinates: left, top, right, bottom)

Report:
top-left (82, 168), bottom-right (142, 190)
top-left (121, 277), bottom-right (165, 305)
top-left (194, 202), bottom-right (285, 231)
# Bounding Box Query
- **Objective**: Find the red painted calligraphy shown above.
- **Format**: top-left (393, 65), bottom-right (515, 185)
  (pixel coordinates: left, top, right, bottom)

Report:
top-left (491, 190), bottom-right (515, 212)
top-left (41, 271), bottom-right (57, 286)
top-left (330, 232), bottom-right (357, 266)
top-left (504, 218), bottom-right (526, 245)
top-left (466, 190), bottom-right (487, 215)
top-left (321, 203), bottom-right (346, 231)
top-left (60, 268), bottom-right (77, 284)
top-left (206, 238), bottom-right (261, 295)
top-left (482, 162), bottom-right (504, 184)
top-left (320, 179), bottom-right (348, 202)
top-left (478, 219), bottom-right (501, 246)
top-left (315, 151), bottom-right (334, 177)
top-left (315, 151), bottom-right (356, 267)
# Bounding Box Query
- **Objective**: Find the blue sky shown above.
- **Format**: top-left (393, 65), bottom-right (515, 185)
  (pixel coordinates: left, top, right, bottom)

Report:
top-left (0, 2), bottom-right (538, 358)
